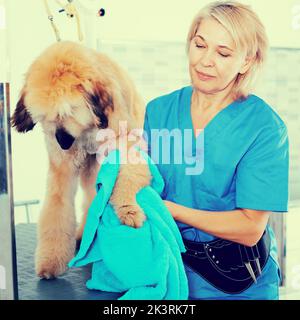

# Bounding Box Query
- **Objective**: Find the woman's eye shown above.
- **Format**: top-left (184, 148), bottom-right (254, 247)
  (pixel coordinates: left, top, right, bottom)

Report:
top-left (195, 44), bottom-right (205, 48)
top-left (219, 52), bottom-right (230, 58)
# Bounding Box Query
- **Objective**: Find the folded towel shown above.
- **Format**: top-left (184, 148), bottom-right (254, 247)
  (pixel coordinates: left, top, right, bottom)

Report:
top-left (68, 148), bottom-right (189, 300)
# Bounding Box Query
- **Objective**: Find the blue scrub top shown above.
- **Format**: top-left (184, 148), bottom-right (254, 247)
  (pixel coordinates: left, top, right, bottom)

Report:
top-left (143, 85), bottom-right (289, 300)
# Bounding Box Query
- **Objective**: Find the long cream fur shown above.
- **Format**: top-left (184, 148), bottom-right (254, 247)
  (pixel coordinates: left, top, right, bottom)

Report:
top-left (11, 41), bottom-right (151, 279)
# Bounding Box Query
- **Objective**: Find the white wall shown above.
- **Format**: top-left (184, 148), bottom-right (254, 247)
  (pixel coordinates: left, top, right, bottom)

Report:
top-left (3, 0), bottom-right (300, 222)
top-left (0, 0), bottom-right (8, 82)
top-left (98, 0), bottom-right (300, 47)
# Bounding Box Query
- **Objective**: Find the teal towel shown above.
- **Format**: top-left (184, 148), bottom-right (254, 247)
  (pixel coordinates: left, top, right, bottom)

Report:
top-left (68, 149), bottom-right (189, 300)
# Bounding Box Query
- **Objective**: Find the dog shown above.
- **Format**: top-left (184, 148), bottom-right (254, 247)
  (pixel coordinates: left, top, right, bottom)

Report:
top-left (11, 41), bottom-right (152, 279)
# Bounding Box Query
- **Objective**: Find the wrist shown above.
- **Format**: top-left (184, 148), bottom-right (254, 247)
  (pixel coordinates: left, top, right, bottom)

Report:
top-left (171, 202), bottom-right (181, 220)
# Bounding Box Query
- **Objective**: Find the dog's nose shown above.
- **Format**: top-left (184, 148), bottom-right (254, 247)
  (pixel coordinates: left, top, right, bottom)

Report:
top-left (55, 128), bottom-right (75, 150)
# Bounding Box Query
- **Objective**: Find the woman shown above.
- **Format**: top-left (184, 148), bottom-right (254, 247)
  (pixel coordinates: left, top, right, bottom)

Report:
top-left (143, 1), bottom-right (289, 300)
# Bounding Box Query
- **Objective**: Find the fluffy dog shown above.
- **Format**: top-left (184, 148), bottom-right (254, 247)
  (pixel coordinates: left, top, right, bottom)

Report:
top-left (11, 41), bottom-right (151, 279)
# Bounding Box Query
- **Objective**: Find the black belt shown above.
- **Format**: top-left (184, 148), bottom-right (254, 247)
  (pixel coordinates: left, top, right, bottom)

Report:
top-left (181, 229), bottom-right (271, 294)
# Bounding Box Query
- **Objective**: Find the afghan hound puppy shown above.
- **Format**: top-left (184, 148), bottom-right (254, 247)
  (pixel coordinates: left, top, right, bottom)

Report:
top-left (11, 41), bottom-right (151, 279)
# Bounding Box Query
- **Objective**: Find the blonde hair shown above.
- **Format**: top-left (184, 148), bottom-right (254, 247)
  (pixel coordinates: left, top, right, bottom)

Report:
top-left (186, 1), bottom-right (269, 100)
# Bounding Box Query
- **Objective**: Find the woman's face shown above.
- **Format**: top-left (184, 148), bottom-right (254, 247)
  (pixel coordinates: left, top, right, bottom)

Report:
top-left (188, 17), bottom-right (251, 95)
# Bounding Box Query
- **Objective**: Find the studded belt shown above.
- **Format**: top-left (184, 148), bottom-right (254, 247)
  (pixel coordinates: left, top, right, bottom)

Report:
top-left (181, 229), bottom-right (271, 294)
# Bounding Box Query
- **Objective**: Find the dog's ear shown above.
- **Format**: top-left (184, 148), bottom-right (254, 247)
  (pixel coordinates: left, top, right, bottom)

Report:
top-left (80, 82), bottom-right (113, 129)
top-left (11, 93), bottom-right (36, 132)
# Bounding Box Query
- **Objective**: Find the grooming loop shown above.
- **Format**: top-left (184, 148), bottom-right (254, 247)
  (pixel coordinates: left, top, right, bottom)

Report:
top-left (43, 0), bottom-right (83, 42)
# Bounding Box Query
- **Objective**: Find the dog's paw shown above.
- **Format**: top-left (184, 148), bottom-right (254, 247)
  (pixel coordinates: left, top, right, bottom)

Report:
top-left (35, 238), bottom-right (75, 279)
top-left (117, 204), bottom-right (146, 228)
top-left (35, 255), bottom-right (68, 279)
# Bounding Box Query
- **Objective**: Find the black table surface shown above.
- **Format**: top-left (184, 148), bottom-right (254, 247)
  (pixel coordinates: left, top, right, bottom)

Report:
top-left (15, 223), bottom-right (122, 300)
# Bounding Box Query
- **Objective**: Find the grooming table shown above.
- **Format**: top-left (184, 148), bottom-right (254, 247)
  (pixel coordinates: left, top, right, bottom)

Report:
top-left (15, 223), bottom-right (122, 300)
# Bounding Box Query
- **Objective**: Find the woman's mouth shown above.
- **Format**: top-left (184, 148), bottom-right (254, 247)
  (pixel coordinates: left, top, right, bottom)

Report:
top-left (196, 71), bottom-right (216, 81)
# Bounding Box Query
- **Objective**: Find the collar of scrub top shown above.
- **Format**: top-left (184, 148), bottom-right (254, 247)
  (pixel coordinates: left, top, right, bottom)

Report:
top-left (180, 86), bottom-right (246, 146)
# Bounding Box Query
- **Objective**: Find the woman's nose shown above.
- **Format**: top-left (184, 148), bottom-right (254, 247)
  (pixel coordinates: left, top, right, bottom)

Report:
top-left (199, 50), bottom-right (215, 67)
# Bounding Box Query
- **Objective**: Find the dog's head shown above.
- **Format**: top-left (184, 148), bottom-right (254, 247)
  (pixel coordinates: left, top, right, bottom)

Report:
top-left (11, 41), bottom-right (119, 150)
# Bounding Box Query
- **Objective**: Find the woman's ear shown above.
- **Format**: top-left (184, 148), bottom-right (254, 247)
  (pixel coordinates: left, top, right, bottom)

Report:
top-left (239, 55), bottom-right (254, 75)
top-left (11, 93), bottom-right (36, 132)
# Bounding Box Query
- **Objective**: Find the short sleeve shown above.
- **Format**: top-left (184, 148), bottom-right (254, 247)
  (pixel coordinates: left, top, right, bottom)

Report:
top-left (236, 125), bottom-right (289, 212)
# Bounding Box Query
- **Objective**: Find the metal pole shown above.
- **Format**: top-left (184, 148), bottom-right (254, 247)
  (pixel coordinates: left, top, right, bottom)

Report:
top-left (0, 82), bottom-right (18, 300)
